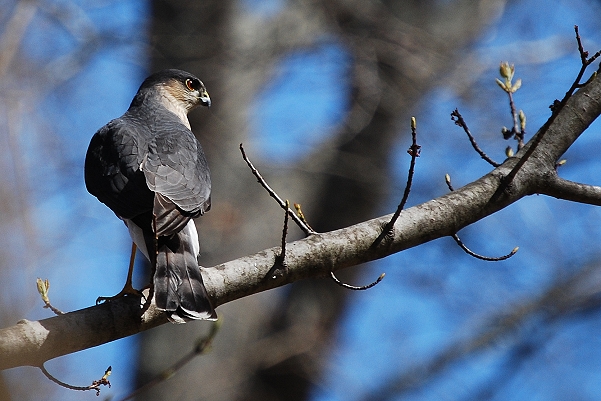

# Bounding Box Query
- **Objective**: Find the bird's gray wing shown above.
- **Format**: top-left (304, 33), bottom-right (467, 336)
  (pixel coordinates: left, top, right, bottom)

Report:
top-left (140, 122), bottom-right (211, 236)
top-left (84, 119), bottom-right (154, 219)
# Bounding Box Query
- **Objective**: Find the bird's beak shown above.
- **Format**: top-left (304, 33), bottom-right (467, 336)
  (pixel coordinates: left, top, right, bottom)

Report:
top-left (199, 89), bottom-right (211, 108)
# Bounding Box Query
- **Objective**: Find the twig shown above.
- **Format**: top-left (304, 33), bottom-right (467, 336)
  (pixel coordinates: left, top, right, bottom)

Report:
top-left (575, 25), bottom-right (601, 71)
top-left (497, 62), bottom-right (526, 150)
top-left (118, 319), bottom-right (221, 401)
top-left (40, 364), bottom-right (111, 396)
top-left (267, 202), bottom-right (290, 280)
top-left (240, 144), bottom-right (316, 236)
top-left (452, 234), bottom-right (519, 261)
top-left (507, 91), bottom-right (523, 148)
top-left (330, 271), bottom-right (385, 291)
top-left (277, 200), bottom-right (290, 266)
top-left (372, 117), bottom-right (420, 248)
top-left (451, 109), bottom-right (499, 167)
top-left (36, 278), bottom-right (64, 316)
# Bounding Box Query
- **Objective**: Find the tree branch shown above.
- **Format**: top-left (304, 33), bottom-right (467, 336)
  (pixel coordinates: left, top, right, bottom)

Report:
top-left (538, 173), bottom-right (601, 206)
top-left (1, 60), bottom-right (601, 373)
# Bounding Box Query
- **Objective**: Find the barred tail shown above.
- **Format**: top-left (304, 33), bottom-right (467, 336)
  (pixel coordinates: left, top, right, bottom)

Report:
top-left (153, 220), bottom-right (217, 323)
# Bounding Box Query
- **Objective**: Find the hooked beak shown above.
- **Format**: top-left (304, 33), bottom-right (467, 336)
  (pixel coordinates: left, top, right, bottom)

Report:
top-left (199, 89), bottom-right (211, 108)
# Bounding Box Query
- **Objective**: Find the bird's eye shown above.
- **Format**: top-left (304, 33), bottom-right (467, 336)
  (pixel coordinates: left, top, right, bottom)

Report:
top-left (185, 79), bottom-right (195, 91)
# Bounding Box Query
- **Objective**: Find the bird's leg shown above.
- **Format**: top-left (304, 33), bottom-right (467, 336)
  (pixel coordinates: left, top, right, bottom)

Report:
top-left (142, 214), bottom-right (159, 312)
top-left (96, 242), bottom-right (144, 304)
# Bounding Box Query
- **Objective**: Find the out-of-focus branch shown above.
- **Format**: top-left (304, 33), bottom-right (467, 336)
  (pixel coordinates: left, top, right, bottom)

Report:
top-left (0, 1), bottom-right (37, 78)
top-left (364, 261), bottom-right (601, 401)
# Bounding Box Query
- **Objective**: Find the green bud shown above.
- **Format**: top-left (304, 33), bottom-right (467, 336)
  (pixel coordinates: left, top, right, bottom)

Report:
top-left (511, 78), bottom-right (522, 93)
top-left (499, 62), bottom-right (515, 81)
top-left (36, 278), bottom-right (50, 303)
top-left (495, 78), bottom-right (507, 91)
top-left (519, 110), bottom-right (526, 130)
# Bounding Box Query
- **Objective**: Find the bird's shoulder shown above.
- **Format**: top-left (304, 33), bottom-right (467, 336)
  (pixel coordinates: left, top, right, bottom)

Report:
top-left (85, 116), bottom-right (156, 219)
top-left (88, 116), bottom-right (149, 157)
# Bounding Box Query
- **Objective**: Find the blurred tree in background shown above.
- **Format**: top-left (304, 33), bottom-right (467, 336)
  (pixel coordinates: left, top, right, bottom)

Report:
top-left (1, 0), bottom-right (601, 400)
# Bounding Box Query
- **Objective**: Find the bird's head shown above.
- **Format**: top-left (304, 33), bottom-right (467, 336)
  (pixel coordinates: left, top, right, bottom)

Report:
top-left (133, 69), bottom-right (211, 116)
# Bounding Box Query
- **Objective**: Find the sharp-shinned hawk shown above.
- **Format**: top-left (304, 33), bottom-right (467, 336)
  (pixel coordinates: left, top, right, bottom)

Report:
top-left (84, 69), bottom-right (217, 323)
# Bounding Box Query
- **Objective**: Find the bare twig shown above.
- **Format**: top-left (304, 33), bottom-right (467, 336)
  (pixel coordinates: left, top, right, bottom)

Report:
top-left (268, 201), bottom-right (290, 279)
top-left (575, 25), bottom-right (601, 71)
top-left (277, 200), bottom-right (290, 266)
top-left (452, 234), bottom-right (519, 261)
top-left (118, 319), bottom-right (221, 401)
top-left (372, 117), bottom-right (420, 248)
top-left (451, 109), bottom-right (500, 167)
top-left (330, 271), bottom-right (385, 291)
top-left (240, 144), bottom-right (316, 236)
top-left (40, 364), bottom-right (111, 396)
top-left (36, 278), bottom-right (64, 316)
top-left (508, 91), bottom-right (523, 148)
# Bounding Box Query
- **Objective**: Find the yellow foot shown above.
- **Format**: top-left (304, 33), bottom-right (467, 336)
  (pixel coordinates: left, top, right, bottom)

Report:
top-left (96, 285), bottom-right (144, 304)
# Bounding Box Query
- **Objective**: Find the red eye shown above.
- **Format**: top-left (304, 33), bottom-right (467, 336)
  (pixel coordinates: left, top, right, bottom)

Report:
top-left (185, 79), bottom-right (195, 91)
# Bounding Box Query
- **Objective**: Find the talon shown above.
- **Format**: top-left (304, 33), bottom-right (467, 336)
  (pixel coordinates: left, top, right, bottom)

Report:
top-left (96, 242), bottom-right (143, 304)
top-left (96, 285), bottom-right (144, 304)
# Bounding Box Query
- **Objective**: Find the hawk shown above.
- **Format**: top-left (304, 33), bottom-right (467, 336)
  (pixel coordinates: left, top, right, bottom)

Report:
top-left (84, 69), bottom-right (217, 323)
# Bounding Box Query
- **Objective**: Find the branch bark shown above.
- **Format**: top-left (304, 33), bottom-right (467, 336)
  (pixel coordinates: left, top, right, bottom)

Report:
top-left (1, 70), bottom-right (600, 372)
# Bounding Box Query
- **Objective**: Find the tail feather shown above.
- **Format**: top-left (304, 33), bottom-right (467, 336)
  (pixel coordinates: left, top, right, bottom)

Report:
top-left (152, 221), bottom-right (217, 323)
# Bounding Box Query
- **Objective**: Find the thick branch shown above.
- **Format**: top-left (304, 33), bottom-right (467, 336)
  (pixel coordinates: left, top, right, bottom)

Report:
top-left (538, 173), bottom-right (601, 206)
top-left (1, 67), bottom-right (601, 372)
top-left (0, 164), bottom-right (519, 370)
